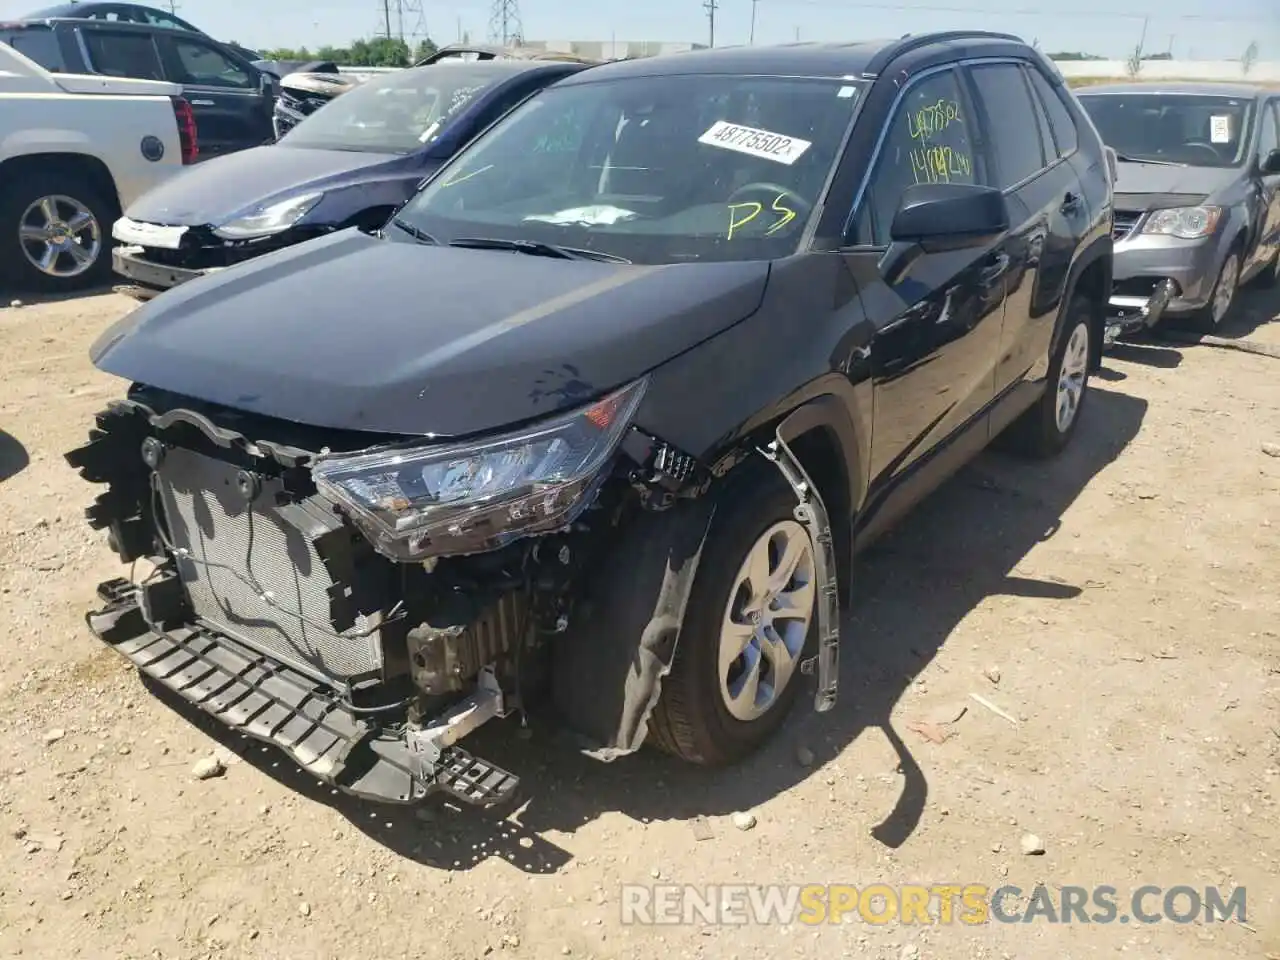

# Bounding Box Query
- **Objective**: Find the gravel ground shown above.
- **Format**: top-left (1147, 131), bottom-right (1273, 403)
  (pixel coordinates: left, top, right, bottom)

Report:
top-left (0, 286), bottom-right (1277, 960)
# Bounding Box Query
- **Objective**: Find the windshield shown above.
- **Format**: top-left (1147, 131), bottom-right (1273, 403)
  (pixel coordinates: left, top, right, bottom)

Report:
top-left (395, 73), bottom-right (866, 264)
top-left (1078, 93), bottom-right (1256, 168)
top-left (280, 64), bottom-right (511, 154)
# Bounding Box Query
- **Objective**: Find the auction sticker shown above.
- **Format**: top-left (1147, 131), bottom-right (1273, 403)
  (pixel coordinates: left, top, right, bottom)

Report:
top-left (1210, 115), bottom-right (1231, 143)
top-left (697, 121), bottom-right (812, 165)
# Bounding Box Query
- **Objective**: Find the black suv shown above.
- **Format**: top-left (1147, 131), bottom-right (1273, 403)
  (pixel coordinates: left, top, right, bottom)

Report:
top-left (0, 15), bottom-right (273, 157)
top-left (68, 33), bottom-right (1113, 808)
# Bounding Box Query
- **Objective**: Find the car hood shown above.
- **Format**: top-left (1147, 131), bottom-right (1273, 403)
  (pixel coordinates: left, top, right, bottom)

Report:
top-left (1113, 162), bottom-right (1241, 209)
top-left (124, 145), bottom-right (404, 226)
top-left (90, 230), bottom-right (771, 438)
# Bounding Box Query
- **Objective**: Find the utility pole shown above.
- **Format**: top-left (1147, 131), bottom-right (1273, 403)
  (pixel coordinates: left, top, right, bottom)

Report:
top-left (749, 0), bottom-right (758, 45)
top-left (382, 0), bottom-right (392, 38)
top-left (704, 0), bottom-right (717, 48)
top-left (488, 0), bottom-right (523, 46)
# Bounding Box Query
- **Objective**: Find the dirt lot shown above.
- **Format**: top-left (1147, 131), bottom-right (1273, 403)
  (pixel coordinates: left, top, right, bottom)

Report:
top-left (0, 286), bottom-right (1277, 960)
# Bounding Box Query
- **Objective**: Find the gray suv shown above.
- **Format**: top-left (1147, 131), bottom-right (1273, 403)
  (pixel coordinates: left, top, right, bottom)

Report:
top-left (1077, 82), bottom-right (1280, 332)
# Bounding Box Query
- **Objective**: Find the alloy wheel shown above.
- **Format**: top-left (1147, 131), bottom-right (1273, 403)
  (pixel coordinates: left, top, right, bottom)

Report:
top-left (18, 194), bottom-right (101, 279)
top-left (1055, 321), bottom-right (1090, 434)
top-left (1210, 253), bottom-right (1240, 327)
top-left (717, 519), bottom-right (816, 722)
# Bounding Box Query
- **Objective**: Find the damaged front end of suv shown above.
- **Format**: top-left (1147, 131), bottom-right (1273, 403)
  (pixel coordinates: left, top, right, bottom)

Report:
top-left (66, 374), bottom-right (839, 805)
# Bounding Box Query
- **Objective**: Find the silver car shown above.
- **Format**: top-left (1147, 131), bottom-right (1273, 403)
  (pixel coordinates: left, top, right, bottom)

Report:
top-left (1077, 82), bottom-right (1280, 333)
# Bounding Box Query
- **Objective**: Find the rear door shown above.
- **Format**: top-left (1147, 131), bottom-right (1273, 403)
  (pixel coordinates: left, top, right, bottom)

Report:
top-left (965, 60), bottom-right (1084, 403)
top-left (1247, 98), bottom-right (1280, 276)
top-left (157, 33), bottom-right (271, 157)
top-left (840, 64), bottom-right (1010, 507)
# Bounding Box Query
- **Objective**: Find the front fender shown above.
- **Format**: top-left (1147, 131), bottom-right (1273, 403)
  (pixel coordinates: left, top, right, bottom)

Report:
top-left (551, 494), bottom-right (717, 760)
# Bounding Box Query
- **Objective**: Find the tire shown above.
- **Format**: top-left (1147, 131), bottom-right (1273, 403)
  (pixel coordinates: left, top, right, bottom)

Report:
top-left (0, 170), bottom-right (116, 294)
top-left (1187, 247), bottom-right (1242, 333)
top-left (1003, 295), bottom-right (1093, 459)
top-left (648, 461), bottom-right (818, 766)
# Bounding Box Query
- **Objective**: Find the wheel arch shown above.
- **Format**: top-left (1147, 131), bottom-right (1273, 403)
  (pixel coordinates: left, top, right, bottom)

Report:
top-left (0, 152), bottom-right (122, 216)
top-left (1060, 236), bottom-right (1112, 371)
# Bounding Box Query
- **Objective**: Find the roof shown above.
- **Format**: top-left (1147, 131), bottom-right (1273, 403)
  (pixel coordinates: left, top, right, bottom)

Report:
top-left (552, 34), bottom-right (1032, 83)
top-left (1076, 81), bottom-right (1270, 99)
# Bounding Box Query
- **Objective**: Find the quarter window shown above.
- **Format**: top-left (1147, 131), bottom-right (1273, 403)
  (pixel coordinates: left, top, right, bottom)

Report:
top-left (860, 68), bottom-right (978, 244)
top-left (969, 62), bottom-right (1047, 188)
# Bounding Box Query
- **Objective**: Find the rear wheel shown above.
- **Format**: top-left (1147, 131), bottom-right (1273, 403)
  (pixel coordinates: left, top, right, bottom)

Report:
top-left (648, 464), bottom-right (817, 766)
top-left (1004, 295), bottom-right (1092, 459)
top-left (0, 171), bottom-right (116, 293)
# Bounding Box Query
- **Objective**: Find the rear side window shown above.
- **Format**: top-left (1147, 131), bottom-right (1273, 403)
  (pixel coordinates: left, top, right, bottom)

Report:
top-left (1027, 67), bottom-right (1079, 156)
top-left (969, 62), bottom-right (1047, 188)
top-left (0, 29), bottom-right (64, 71)
top-left (1257, 101), bottom-right (1280, 163)
top-left (82, 28), bottom-right (163, 80)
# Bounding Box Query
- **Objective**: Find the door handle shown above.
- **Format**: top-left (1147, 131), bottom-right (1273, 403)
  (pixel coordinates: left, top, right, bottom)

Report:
top-left (1061, 192), bottom-right (1082, 214)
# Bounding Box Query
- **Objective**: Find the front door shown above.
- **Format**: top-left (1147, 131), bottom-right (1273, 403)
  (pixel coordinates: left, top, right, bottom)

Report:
top-left (159, 34), bottom-right (271, 157)
top-left (840, 64), bottom-right (1011, 536)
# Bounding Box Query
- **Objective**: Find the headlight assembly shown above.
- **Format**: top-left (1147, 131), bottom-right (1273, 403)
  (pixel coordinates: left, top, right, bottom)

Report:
top-left (1140, 205), bottom-right (1222, 240)
top-left (311, 378), bottom-right (648, 561)
top-left (213, 192), bottom-right (323, 240)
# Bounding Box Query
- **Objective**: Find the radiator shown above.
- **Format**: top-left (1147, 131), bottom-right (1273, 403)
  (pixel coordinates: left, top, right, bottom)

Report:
top-left (155, 447), bottom-right (383, 683)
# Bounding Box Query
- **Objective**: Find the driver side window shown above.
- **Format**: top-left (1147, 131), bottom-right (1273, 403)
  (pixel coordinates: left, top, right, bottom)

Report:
top-left (1257, 101), bottom-right (1279, 165)
top-left (858, 68), bottom-right (977, 246)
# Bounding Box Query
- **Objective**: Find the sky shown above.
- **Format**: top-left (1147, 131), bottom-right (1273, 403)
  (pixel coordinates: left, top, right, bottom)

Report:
top-left (2, 0), bottom-right (1277, 60)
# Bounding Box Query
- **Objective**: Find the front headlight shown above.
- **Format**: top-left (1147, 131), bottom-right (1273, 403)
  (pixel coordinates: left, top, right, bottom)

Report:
top-left (213, 192), bottom-right (323, 240)
top-left (312, 378), bottom-right (648, 561)
top-left (1141, 205), bottom-right (1223, 240)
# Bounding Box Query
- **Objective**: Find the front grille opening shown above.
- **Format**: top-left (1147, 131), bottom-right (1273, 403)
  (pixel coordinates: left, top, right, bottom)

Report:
top-left (1113, 210), bottom-right (1143, 240)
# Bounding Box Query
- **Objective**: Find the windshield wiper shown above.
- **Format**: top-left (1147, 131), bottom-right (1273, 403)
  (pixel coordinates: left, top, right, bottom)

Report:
top-left (1113, 153), bottom-right (1186, 167)
top-left (387, 217), bottom-right (438, 244)
top-left (448, 236), bottom-right (631, 263)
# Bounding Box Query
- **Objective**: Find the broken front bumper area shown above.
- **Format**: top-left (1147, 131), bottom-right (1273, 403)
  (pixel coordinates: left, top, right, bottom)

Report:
top-left (1104, 278), bottom-right (1176, 347)
top-left (112, 246), bottom-right (221, 301)
top-left (88, 577), bottom-right (520, 807)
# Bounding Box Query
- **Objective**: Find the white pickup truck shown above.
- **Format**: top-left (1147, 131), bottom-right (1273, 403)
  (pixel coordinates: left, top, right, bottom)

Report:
top-left (0, 41), bottom-right (197, 293)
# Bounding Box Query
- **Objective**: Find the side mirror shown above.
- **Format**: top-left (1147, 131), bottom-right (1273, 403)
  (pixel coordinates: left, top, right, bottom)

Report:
top-left (1261, 148), bottom-right (1280, 175)
top-left (878, 182), bottom-right (1009, 285)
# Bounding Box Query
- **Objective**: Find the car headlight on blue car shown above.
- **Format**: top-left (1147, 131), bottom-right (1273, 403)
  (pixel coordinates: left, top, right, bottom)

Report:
top-left (311, 378), bottom-right (648, 561)
top-left (213, 192), bottom-right (324, 240)
top-left (1141, 205), bottom-right (1223, 240)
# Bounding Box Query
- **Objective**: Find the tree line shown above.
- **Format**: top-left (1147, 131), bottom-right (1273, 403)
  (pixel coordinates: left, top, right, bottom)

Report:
top-left (259, 36), bottom-right (439, 67)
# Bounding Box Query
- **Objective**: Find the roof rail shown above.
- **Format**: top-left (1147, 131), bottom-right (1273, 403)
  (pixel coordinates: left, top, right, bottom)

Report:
top-left (862, 30), bottom-right (1023, 78)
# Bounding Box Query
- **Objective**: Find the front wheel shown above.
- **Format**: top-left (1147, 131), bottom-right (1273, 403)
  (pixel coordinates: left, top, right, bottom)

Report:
top-left (647, 464), bottom-right (818, 766)
top-left (1188, 249), bottom-right (1241, 333)
top-left (1003, 298), bottom-right (1092, 459)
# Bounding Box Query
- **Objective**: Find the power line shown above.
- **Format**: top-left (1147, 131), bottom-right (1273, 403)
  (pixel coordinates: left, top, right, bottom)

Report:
top-left (756, 0), bottom-right (1278, 23)
top-left (396, 0), bottom-right (429, 40)
top-left (488, 0), bottom-right (524, 45)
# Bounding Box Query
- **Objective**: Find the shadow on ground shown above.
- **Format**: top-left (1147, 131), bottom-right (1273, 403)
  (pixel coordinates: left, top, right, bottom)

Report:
top-left (0, 284), bottom-right (117, 308)
top-left (146, 385), bottom-right (1148, 873)
top-left (0, 430), bottom-right (29, 483)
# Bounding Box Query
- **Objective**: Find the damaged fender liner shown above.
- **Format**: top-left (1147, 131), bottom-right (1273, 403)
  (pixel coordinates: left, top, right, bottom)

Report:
top-left (87, 579), bottom-right (519, 807)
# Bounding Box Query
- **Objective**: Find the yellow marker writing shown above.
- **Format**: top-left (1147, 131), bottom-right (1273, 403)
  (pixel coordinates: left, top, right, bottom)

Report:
top-left (727, 201), bottom-right (762, 239)
top-left (766, 194), bottom-right (797, 235)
